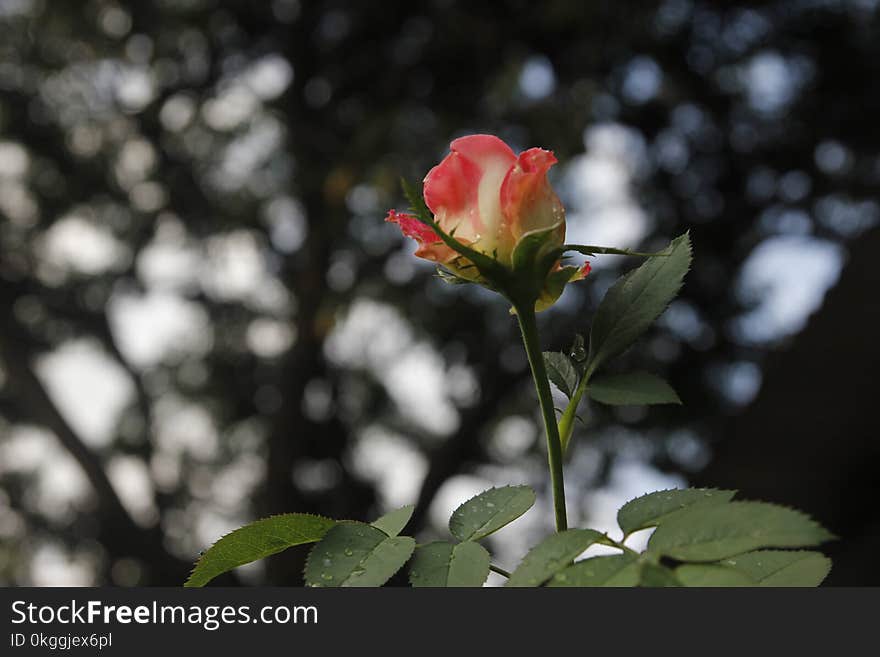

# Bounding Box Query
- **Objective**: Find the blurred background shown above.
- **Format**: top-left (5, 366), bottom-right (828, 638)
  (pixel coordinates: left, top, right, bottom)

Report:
top-left (0, 0), bottom-right (878, 586)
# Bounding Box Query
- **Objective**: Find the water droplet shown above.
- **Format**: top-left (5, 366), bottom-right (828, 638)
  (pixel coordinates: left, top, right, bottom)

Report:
top-left (570, 334), bottom-right (587, 362)
top-left (344, 548), bottom-right (353, 556)
top-left (323, 558), bottom-right (332, 566)
top-left (486, 502), bottom-right (496, 508)
top-left (321, 573), bottom-right (333, 581)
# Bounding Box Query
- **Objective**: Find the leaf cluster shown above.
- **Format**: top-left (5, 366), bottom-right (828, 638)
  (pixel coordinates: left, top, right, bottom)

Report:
top-left (186, 486), bottom-right (833, 587)
top-left (548, 233), bottom-right (691, 452)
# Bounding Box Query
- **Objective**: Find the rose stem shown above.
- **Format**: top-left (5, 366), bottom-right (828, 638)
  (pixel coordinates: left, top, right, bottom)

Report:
top-left (513, 302), bottom-right (568, 532)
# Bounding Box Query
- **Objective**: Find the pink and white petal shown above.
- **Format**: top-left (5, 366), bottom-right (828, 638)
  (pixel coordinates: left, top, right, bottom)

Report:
top-left (414, 241), bottom-right (459, 264)
top-left (385, 210), bottom-right (437, 243)
top-left (385, 210), bottom-right (457, 264)
top-left (448, 134), bottom-right (516, 164)
top-left (423, 151), bottom-right (481, 235)
top-left (501, 147), bottom-right (565, 242)
top-left (424, 135), bottom-right (517, 258)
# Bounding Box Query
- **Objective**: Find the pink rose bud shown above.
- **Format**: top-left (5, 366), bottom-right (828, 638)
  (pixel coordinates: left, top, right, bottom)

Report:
top-left (386, 134), bottom-right (590, 309)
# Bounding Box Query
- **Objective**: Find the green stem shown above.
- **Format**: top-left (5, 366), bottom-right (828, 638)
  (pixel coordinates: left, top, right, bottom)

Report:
top-left (557, 380), bottom-right (586, 454)
top-left (599, 533), bottom-right (639, 557)
top-left (558, 359), bottom-right (597, 452)
top-left (514, 303), bottom-right (568, 532)
top-left (489, 564), bottom-right (511, 578)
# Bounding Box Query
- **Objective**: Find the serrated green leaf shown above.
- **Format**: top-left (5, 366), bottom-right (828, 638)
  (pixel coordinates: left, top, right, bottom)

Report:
top-left (185, 513), bottom-right (336, 587)
top-left (722, 550), bottom-right (832, 587)
top-left (648, 501), bottom-right (836, 562)
top-left (371, 504), bottom-right (414, 537)
top-left (449, 485), bottom-right (536, 541)
top-left (638, 563), bottom-right (683, 587)
top-left (408, 541), bottom-right (490, 587)
top-left (304, 522), bottom-right (414, 587)
top-left (617, 488), bottom-right (737, 537)
top-left (547, 554), bottom-right (640, 587)
top-left (352, 535), bottom-right (415, 586)
top-left (588, 371), bottom-right (681, 406)
top-left (588, 233), bottom-right (691, 374)
top-left (675, 564), bottom-right (755, 587)
top-left (506, 529), bottom-right (604, 587)
top-left (544, 351), bottom-right (579, 399)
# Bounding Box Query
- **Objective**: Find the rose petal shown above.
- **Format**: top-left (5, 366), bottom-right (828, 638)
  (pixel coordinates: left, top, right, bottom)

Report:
top-left (500, 147), bottom-right (565, 243)
top-left (385, 210), bottom-right (458, 264)
top-left (423, 135), bottom-right (517, 259)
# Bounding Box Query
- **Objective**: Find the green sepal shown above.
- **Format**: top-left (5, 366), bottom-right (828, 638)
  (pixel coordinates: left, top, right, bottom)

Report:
top-left (436, 267), bottom-right (473, 285)
top-left (401, 178), bottom-right (509, 287)
top-left (535, 264), bottom-right (585, 312)
top-left (564, 244), bottom-right (672, 257)
top-left (511, 225), bottom-right (564, 287)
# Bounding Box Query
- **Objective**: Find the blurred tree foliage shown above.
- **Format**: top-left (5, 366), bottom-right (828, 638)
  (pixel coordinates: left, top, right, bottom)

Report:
top-left (0, 0), bottom-right (877, 585)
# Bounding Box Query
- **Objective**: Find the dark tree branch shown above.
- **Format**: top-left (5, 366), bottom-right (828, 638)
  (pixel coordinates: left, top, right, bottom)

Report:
top-left (0, 285), bottom-right (195, 583)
